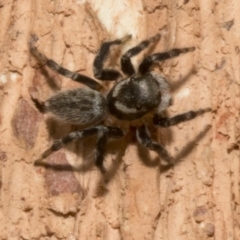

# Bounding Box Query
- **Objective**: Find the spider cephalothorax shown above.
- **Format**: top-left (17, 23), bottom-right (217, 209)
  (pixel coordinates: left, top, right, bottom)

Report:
top-left (29, 33), bottom-right (211, 173)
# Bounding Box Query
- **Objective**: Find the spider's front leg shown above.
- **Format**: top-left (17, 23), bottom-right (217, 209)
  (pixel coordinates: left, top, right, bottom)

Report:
top-left (29, 34), bottom-right (101, 90)
top-left (153, 108), bottom-right (212, 127)
top-left (35, 126), bottom-right (124, 174)
top-left (139, 46), bottom-right (195, 75)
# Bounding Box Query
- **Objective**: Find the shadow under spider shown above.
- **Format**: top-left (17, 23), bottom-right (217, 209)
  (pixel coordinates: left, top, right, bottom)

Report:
top-left (170, 66), bottom-right (196, 93)
top-left (160, 124), bottom-right (211, 172)
top-left (135, 124), bottom-right (211, 172)
top-left (34, 135), bottom-right (128, 175)
top-left (36, 125), bottom-right (211, 178)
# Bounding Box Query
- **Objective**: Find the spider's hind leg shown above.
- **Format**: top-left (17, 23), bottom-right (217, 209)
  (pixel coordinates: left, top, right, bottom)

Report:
top-left (34, 127), bottom-right (100, 165)
top-left (35, 126), bottom-right (124, 174)
top-left (29, 34), bottom-right (101, 90)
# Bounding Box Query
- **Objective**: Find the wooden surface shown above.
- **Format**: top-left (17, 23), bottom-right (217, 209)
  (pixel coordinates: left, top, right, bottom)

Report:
top-left (0, 0), bottom-right (239, 239)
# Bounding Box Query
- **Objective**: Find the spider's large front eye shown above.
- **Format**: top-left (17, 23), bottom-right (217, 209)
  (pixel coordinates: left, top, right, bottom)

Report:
top-left (136, 104), bottom-right (142, 110)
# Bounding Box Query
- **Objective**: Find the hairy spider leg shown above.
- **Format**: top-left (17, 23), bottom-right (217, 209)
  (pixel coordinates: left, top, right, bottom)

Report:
top-left (153, 108), bottom-right (211, 127)
top-left (139, 47), bottom-right (196, 75)
top-left (93, 35), bottom-right (131, 80)
top-left (29, 35), bottom-right (101, 90)
top-left (121, 34), bottom-right (161, 76)
top-left (136, 125), bottom-right (174, 165)
top-left (34, 126), bottom-right (123, 173)
top-left (95, 128), bottom-right (108, 174)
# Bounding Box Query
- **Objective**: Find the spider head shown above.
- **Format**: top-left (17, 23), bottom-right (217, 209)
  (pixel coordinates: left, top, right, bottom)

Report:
top-left (107, 74), bottom-right (161, 120)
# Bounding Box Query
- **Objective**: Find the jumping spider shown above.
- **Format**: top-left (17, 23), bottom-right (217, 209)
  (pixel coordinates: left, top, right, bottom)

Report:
top-left (29, 33), bottom-right (211, 173)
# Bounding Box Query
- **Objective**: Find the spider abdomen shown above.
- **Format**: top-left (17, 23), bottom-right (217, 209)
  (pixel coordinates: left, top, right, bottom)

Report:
top-left (44, 88), bottom-right (107, 125)
top-left (107, 73), bottom-right (161, 120)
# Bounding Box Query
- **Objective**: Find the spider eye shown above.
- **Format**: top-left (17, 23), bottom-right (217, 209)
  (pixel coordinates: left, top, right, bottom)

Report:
top-left (136, 104), bottom-right (142, 110)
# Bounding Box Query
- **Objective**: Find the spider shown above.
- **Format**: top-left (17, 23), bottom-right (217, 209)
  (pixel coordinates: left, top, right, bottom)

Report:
top-left (29, 33), bottom-right (211, 174)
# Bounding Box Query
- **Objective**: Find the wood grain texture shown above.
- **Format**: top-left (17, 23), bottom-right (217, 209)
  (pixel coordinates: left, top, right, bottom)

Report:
top-left (0, 0), bottom-right (239, 239)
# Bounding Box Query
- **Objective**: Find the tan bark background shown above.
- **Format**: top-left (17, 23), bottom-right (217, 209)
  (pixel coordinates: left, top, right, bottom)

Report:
top-left (0, 0), bottom-right (240, 239)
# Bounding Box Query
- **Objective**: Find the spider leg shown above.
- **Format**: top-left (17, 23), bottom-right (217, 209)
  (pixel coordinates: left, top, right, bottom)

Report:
top-left (96, 126), bottom-right (124, 173)
top-left (35, 126), bottom-right (124, 174)
top-left (121, 34), bottom-right (161, 76)
top-left (95, 129), bottom-right (108, 174)
top-left (35, 127), bottom-right (99, 164)
top-left (29, 34), bottom-right (101, 90)
top-left (136, 125), bottom-right (174, 165)
top-left (93, 35), bottom-right (131, 80)
top-left (139, 47), bottom-right (195, 75)
top-left (153, 108), bottom-right (211, 127)
top-left (94, 126), bottom-right (122, 173)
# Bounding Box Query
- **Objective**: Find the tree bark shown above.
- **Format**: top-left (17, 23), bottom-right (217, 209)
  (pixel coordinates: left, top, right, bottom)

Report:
top-left (0, 0), bottom-right (240, 239)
